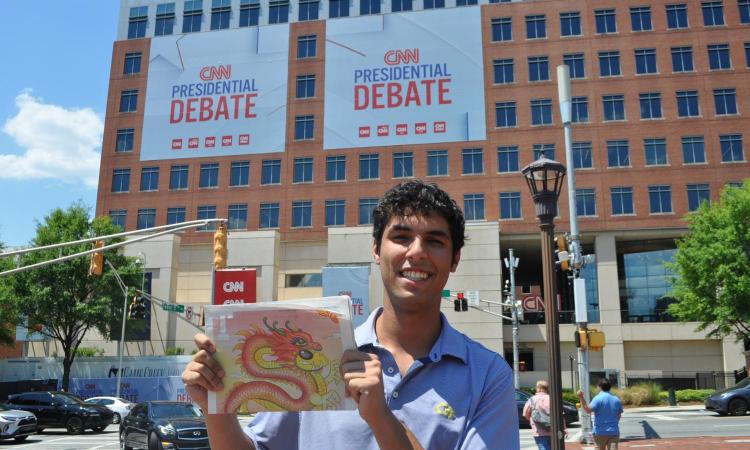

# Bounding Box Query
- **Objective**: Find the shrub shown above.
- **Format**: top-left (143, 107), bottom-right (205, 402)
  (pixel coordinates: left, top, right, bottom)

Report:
top-left (74, 347), bottom-right (104, 357)
top-left (165, 347), bottom-right (185, 356)
top-left (611, 382), bottom-right (662, 406)
top-left (676, 389), bottom-right (713, 402)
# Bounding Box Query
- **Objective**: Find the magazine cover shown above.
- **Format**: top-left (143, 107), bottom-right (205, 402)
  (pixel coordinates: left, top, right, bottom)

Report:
top-left (204, 296), bottom-right (357, 414)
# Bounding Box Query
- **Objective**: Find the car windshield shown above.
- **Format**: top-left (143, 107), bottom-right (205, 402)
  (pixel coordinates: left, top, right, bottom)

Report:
top-left (735, 378), bottom-right (750, 389)
top-left (55, 393), bottom-right (84, 405)
top-left (0, 403), bottom-right (9, 411)
top-left (151, 403), bottom-right (202, 418)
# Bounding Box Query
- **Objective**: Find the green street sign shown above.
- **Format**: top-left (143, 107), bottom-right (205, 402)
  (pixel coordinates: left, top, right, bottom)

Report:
top-left (162, 303), bottom-right (185, 313)
top-left (441, 289), bottom-right (451, 298)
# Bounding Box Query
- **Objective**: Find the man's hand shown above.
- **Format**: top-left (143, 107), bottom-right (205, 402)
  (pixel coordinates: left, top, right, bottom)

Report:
top-left (340, 349), bottom-right (388, 424)
top-left (576, 390), bottom-right (584, 399)
top-left (181, 333), bottom-right (225, 412)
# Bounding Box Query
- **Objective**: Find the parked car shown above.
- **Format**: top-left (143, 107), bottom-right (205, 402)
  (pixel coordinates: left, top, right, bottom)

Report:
top-left (5, 391), bottom-right (113, 434)
top-left (705, 377), bottom-right (750, 416)
top-left (515, 389), bottom-right (579, 427)
top-left (0, 402), bottom-right (37, 442)
top-left (119, 401), bottom-right (209, 450)
top-left (84, 396), bottom-right (134, 424)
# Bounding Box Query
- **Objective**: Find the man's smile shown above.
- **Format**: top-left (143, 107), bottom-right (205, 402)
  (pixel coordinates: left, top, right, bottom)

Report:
top-left (399, 269), bottom-right (432, 281)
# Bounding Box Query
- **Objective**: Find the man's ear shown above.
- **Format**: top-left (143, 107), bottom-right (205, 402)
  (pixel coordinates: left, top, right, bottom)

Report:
top-left (450, 250), bottom-right (461, 272)
top-left (373, 239), bottom-right (381, 264)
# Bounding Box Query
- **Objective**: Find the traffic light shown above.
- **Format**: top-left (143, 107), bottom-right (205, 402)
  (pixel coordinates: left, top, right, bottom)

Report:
top-left (128, 296), bottom-right (148, 320)
top-left (89, 240), bottom-right (104, 276)
top-left (459, 292), bottom-right (468, 312)
top-left (128, 296), bottom-right (138, 319)
top-left (555, 235), bottom-right (570, 271)
top-left (213, 223), bottom-right (228, 269)
top-left (574, 328), bottom-right (587, 350)
top-left (454, 293), bottom-right (461, 311)
top-left (515, 299), bottom-right (524, 321)
top-left (587, 329), bottom-right (606, 351)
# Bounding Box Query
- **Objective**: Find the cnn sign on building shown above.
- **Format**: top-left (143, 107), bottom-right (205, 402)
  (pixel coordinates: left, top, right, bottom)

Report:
top-left (213, 268), bottom-right (257, 305)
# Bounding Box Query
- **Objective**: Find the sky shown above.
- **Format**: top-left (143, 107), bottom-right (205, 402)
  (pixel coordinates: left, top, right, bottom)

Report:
top-left (0, 1), bottom-right (120, 248)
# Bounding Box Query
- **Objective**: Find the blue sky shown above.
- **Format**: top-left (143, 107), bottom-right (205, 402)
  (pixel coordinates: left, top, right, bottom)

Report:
top-left (0, 1), bottom-right (120, 247)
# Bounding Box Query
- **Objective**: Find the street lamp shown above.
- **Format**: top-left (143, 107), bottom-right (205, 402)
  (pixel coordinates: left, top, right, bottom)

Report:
top-left (522, 156), bottom-right (566, 450)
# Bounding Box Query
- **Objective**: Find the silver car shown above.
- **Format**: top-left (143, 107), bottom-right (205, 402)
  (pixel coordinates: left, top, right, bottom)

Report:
top-left (0, 403), bottom-right (37, 442)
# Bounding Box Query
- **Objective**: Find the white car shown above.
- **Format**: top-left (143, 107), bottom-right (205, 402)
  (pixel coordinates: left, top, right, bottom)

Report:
top-left (83, 397), bottom-right (134, 424)
top-left (0, 403), bottom-right (37, 442)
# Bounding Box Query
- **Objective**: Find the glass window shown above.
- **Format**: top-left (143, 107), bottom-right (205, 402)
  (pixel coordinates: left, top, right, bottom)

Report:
top-left (292, 201), bottom-right (312, 228)
top-left (330, 0), bottom-right (349, 17)
top-left (170, 165), bottom-right (189, 190)
top-left (210, 0), bottom-right (231, 30)
top-left (499, 192), bottom-right (521, 219)
top-left (359, 153), bottom-right (379, 180)
top-left (526, 14), bottom-right (546, 39)
top-left (259, 202), bottom-right (280, 228)
top-left (740, 0), bottom-right (750, 23)
top-left (197, 205), bottom-right (217, 231)
top-left (491, 17), bottom-right (512, 42)
top-left (611, 187), bottom-right (634, 215)
top-left (199, 163), bottom-right (219, 188)
top-left (261, 159), bottom-right (281, 184)
top-left (708, 44), bottom-right (731, 69)
top-left (676, 90), bottom-right (700, 117)
top-left (120, 90), bottom-right (138, 113)
top-left (359, 198), bottom-right (378, 225)
top-left (640, 92), bottom-right (662, 119)
top-left (497, 146), bottom-right (519, 173)
top-left (393, 152), bottom-right (413, 178)
top-left (644, 138), bottom-right (668, 165)
top-left (296, 74), bottom-right (316, 99)
top-left (140, 166), bottom-right (159, 191)
top-left (110, 209), bottom-right (127, 230)
top-left (563, 53), bottom-right (585, 79)
top-left (325, 199), bottom-right (346, 226)
top-left (630, 6), bottom-right (652, 31)
top-left (572, 96), bottom-right (589, 123)
top-left (269, 0), bottom-right (289, 24)
top-left (326, 155), bottom-right (346, 181)
top-left (462, 148), bottom-right (483, 174)
top-left (128, 6), bottom-right (148, 39)
top-left (155, 3), bottom-right (176, 35)
top-left (530, 99), bottom-right (553, 125)
top-left (285, 273), bottom-right (322, 287)
top-left (607, 140), bottom-right (630, 167)
top-left (230, 161), bottom-right (249, 186)
top-left (634, 48), bottom-right (657, 74)
top-left (493, 59), bottom-right (514, 84)
top-left (714, 88), bottom-right (737, 115)
top-left (720, 134), bottom-right (744, 162)
top-left (298, 35), bottom-right (316, 59)
top-left (687, 184), bottom-right (710, 211)
top-left (299, 0), bottom-right (319, 21)
top-left (463, 193), bottom-right (485, 221)
top-left (495, 102), bottom-right (517, 127)
top-left (572, 141), bottom-right (593, 169)
top-left (666, 4), bottom-right (688, 29)
top-left (124, 52), bottom-right (142, 75)
top-left (599, 51), bottom-right (621, 77)
top-left (427, 150), bottom-right (448, 176)
top-left (116, 128), bottom-right (134, 152)
top-left (602, 94), bottom-right (625, 121)
top-left (423, 0), bottom-right (445, 9)
top-left (112, 168), bottom-right (130, 193)
top-left (295, 115), bottom-right (314, 140)
top-left (391, 0), bottom-right (412, 12)
top-left (595, 9), bottom-right (617, 34)
top-left (528, 56), bottom-right (549, 81)
top-left (702, 1), bottom-right (725, 26)
top-left (183, 0), bottom-right (203, 33)
top-left (621, 248), bottom-right (678, 322)
top-left (576, 188), bottom-right (596, 216)
top-left (671, 46), bottom-right (694, 72)
top-left (456, 0), bottom-right (478, 5)
top-left (746, 42), bottom-right (750, 67)
top-left (560, 12), bottom-right (582, 36)
top-left (533, 143), bottom-right (555, 160)
top-left (360, 0), bottom-right (380, 14)
top-left (137, 208), bottom-right (156, 230)
top-left (228, 203), bottom-right (248, 230)
top-left (682, 136), bottom-right (706, 164)
top-left (649, 185), bottom-right (673, 213)
top-left (293, 157), bottom-right (314, 183)
top-left (239, 0), bottom-right (260, 26)
top-left (166, 207), bottom-right (185, 225)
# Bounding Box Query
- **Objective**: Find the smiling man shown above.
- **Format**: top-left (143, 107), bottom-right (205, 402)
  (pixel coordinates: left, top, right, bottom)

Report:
top-left (182, 180), bottom-right (519, 450)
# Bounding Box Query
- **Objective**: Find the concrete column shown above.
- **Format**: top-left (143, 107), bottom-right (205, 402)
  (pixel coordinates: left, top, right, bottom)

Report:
top-left (228, 230), bottom-right (280, 302)
top-left (721, 337), bottom-right (746, 372)
top-left (594, 234), bottom-right (625, 379)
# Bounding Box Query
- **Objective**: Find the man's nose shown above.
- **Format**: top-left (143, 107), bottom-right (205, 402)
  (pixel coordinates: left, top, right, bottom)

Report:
top-left (406, 237), bottom-right (427, 259)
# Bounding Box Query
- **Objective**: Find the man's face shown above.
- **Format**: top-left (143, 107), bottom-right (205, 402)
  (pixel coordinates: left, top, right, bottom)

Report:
top-left (373, 213), bottom-right (460, 310)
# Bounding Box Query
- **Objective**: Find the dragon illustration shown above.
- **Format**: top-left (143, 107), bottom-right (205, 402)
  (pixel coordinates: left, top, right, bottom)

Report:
top-left (224, 315), bottom-right (342, 413)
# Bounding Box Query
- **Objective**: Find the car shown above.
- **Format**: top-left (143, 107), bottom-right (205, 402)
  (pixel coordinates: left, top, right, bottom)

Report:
top-left (119, 401), bottom-right (209, 450)
top-left (515, 389), bottom-right (579, 427)
top-left (705, 377), bottom-right (750, 416)
top-left (0, 402), bottom-right (37, 442)
top-left (84, 396), bottom-right (134, 424)
top-left (5, 391), bottom-right (113, 434)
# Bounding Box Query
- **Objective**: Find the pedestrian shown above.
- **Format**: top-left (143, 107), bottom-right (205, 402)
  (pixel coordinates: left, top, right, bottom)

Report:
top-left (182, 180), bottom-right (520, 450)
top-left (522, 380), bottom-right (553, 450)
top-left (578, 379), bottom-right (623, 450)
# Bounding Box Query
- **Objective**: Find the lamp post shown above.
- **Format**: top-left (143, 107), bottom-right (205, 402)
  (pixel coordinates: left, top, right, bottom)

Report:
top-left (522, 157), bottom-right (566, 450)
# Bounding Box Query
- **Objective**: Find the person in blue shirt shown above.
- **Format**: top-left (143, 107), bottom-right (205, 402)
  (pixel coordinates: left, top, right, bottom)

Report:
top-left (577, 379), bottom-right (623, 450)
top-left (182, 180), bottom-right (519, 450)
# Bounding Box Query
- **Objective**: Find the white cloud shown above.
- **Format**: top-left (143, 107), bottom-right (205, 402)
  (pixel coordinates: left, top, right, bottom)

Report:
top-left (1, 90), bottom-right (103, 188)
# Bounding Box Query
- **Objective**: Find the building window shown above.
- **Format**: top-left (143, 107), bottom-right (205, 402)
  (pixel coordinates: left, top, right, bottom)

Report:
top-left (199, 163), bottom-right (219, 188)
top-left (640, 92), bottom-right (662, 119)
top-left (298, 35), bottom-right (317, 59)
top-left (634, 48), bottom-right (657, 74)
top-left (110, 210), bottom-right (127, 230)
top-left (391, 0), bottom-right (412, 12)
top-left (183, 0), bottom-right (203, 33)
top-left (499, 192), bottom-right (521, 219)
top-left (595, 9), bottom-right (617, 34)
top-left (611, 187), bottom-right (634, 215)
top-left (533, 143), bottom-right (555, 160)
top-left (359, 153), bottom-right (379, 180)
top-left (295, 115), bottom-right (314, 140)
top-left (644, 138), bottom-right (668, 166)
top-left (424, 0), bottom-right (445, 9)
top-left (299, 0), bottom-right (319, 21)
top-left (116, 129), bottom-right (134, 152)
top-left (296, 74), bottom-right (316, 99)
top-left (526, 14), bottom-right (546, 39)
top-left (497, 146), bottom-right (519, 173)
top-left (495, 102), bottom-right (517, 127)
top-left (572, 142), bottom-right (593, 169)
top-left (269, 0), bottom-right (289, 24)
top-left (572, 96), bottom-right (589, 123)
top-left (666, 3), bottom-right (688, 29)
top-left (599, 51), bottom-right (621, 77)
top-left (702, 1), bottom-right (725, 26)
top-left (456, 0), bottom-right (477, 5)
top-left (197, 205), bottom-right (217, 231)
top-left (259, 203), bottom-right (280, 228)
top-left (560, 12), bottom-right (582, 37)
top-left (230, 161), bottom-right (249, 187)
top-left (649, 185), bottom-right (673, 213)
top-left (491, 17), bottom-right (512, 42)
top-left (462, 148), bottom-right (483, 175)
top-left (228, 203), bottom-right (248, 230)
top-left (329, 0), bottom-right (349, 17)
top-left (393, 152), bottom-right (413, 178)
top-left (746, 42), bottom-right (750, 67)
top-left (128, 6), bottom-right (148, 39)
top-left (530, 99), bottom-right (553, 126)
top-left (137, 208), bottom-right (156, 230)
top-left (563, 53), bottom-right (585, 79)
top-left (292, 201), bottom-right (312, 228)
top-left (210, 0), bottom-right (231, 30)
top-left (360, 0), bottom-right (380, 14)
top-left (326, 155), bottom-right (346, 181)
top-left (740, 0), bottom-right (750, 23)
top-left (671, 46), bottom-right (694, 72)
top-left (239, 0), bottom-right (260, 26)
top-left (359, 198), bottom-right (378, 225)
top-left (140, 166), bottom-right (159, 191)
top-left (463, 194), bottom-right (485, 221)
top-left (708, 43), bottom-right (731, 69)
top-left (261, 159), bottom-right (281, 184)
top-left (493, 59), bottom-right (514, 84)
top-left (602, 94), bottom-right (625, 121)
top-left (576, 189), bottom-right (597, 216)
top-left (427, 150), bottom-right (448, 176)
top-left (682, 136), bottom-right (706, 164)
top-left (167, 207), bottom-right (186, 225)
top-left (714, 88), bottom-right (737, 115)
top-left (170, 165), bottom-right (189, 190)
top-left (325, 199), bottom-right (346, 226)
top-left (528, 56), bottom-right (549, 81)
top-left (124, 52), bottom-right (142, 75)
top-left (630, 6), bottom-right (653, 31)
top-left (112, 169), bottom-right (130, 193)
top-left (676, 90), bottom-right (700, 117)
top-left (607, 140), bottom-right (630, 167)
top-left (293, 157), bottom-right (314, 183)
top-left (720, 134), bottom-right (744, 162)
top-left (119, 90), bottom-right (138, 113)
top-left (155, 3), bottom-right (176, 35)
top-left (687, 184), bottom-right (711, 211)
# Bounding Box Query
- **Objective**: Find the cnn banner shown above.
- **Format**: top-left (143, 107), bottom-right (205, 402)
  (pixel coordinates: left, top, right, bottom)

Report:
top-left (213, 268), bottom-right (257, 305)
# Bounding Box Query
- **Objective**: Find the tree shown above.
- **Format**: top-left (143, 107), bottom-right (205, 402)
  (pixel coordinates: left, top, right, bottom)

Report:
top-left (668, 180), bottom-right (750, 344)
top-left (0, 203), bottom-right (141, 391)
top-left (0, 241), bottom-right (19, 345)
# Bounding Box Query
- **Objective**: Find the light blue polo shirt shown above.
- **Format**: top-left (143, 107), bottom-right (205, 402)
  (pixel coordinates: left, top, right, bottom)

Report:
top-left (245, 308), bottom-right (520, 450)
top-left (589, 391), bottom-right (623, 436)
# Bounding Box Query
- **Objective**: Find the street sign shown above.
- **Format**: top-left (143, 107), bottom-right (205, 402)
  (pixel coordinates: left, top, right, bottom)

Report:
top-left (162, 303), bottom-right (185, 313)
top-left (441, 289), bottom-right (451, 298)
top-left (466, 290), bottom-right (480, 307)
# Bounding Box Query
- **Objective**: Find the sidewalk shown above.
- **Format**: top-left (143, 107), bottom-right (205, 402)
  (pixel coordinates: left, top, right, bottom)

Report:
top-left (566, 436), bottom-right (750, 449)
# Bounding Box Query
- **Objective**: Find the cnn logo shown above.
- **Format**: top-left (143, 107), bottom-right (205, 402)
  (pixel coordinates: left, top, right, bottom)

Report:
top-left (223, 281), bottom-right (244, 293)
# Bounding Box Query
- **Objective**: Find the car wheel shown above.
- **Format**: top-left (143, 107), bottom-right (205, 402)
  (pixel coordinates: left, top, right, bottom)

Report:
top-left (113, 412), bottom-right (121, 424)
top-left (729, 398), bottom-right (748, 416)
top-left (148, 431), bottom-right (164, 450)
top-left (66, 416), bottom-right (84, 434)
top-left (14, 436), bottom-right (29, 442)
top-left (92, 426), bottom-right (106, 432)
top-left (120, 430), bottom-right (134, 450)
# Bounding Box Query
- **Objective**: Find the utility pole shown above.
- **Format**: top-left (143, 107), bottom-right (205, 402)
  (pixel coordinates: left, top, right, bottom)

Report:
top-left (504, 249), bottom-right (520, 389)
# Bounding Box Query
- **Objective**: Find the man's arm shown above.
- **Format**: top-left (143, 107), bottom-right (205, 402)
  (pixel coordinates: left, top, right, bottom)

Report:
top-left (522, 399), bottom-right (532, 421)
top-left (576, 390), bottom-right (593, 414)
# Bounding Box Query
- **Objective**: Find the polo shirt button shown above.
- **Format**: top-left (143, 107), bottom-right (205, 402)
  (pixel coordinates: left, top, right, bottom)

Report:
top-left (392, 391), bottom-right (399, 399)
top-left (387, 367), bottom-right (395, 374)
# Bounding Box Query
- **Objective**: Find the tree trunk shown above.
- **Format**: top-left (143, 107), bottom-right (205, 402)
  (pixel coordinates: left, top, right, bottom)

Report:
top-left (62, 355), bottom-right (73, 392)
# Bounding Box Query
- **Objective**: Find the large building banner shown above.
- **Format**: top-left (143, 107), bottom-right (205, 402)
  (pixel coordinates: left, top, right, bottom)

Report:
top-left (141, 26), bottom-right (289, 160)
top-left (324, 7), bottom-right (486, 150)
top-left (322, 265), bottom-right (370, 327)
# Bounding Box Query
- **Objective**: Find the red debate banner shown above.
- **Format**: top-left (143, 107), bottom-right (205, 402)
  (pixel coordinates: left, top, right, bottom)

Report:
top-left (213, 268), bottom-right (257, 305)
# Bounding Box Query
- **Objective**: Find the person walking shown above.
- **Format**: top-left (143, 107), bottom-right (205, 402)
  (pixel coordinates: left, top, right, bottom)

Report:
top-left (578, 379), bottom-right (623, 450)
top-left (523, 380), bottom-right (552, 450)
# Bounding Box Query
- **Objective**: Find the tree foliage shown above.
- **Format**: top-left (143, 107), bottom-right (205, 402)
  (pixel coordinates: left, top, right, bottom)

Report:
top-left (668, 180), bottom-right (750, 343)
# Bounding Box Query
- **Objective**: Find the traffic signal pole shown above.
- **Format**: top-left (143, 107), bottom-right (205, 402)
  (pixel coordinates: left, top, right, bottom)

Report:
top-left (505, 249), bottom-right (521, 389)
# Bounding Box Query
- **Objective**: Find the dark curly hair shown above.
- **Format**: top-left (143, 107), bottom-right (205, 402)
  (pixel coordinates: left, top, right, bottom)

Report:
top-left (372, 180), bottom-right (466, 259)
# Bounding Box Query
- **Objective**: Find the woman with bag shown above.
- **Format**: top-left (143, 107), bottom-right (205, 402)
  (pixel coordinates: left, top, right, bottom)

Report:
top-left (523, 380), bottom-right (553, 450)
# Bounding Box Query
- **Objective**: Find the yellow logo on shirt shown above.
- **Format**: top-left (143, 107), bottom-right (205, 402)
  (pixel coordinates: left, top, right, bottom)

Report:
top-left (434, 401), bottom-right (456, 420)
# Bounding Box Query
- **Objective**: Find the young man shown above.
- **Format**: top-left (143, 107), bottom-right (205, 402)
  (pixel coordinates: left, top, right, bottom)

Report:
top-left (578, 379), bottom-right (623, 450)
top-left (523, 380), bottom-right (552, 450)
top-left (182, 180), bottom-right (519, 449)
